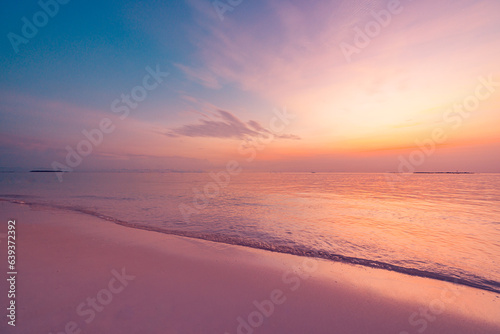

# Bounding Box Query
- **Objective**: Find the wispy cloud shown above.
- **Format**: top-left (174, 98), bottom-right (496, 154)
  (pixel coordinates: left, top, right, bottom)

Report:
top-left (165, 109), bottom-right (300, 140)
top-left (175, 63), bottom-right (221, 89)
top-left (180, 0), bottom-right (500, 152)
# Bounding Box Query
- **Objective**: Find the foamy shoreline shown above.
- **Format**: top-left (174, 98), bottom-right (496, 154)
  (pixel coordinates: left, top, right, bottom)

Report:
top-left (1, 201), bottom-right (499, 334)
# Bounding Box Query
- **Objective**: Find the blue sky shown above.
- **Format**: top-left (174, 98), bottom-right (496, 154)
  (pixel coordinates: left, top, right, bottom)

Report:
top-left (2, 1), bottom-right (188, 109)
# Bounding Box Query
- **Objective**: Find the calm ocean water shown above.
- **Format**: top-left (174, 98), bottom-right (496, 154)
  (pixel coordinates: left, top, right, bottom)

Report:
top-left (1, 172), bottom-right (499, 293)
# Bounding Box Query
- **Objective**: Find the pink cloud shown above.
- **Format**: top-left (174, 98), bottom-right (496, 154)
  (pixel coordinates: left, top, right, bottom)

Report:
top-left (166, 109), bottom-right (300, 140)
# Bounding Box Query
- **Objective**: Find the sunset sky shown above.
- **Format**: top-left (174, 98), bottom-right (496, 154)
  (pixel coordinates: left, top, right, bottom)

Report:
top-left (1, 0), bottom-right (499, 172)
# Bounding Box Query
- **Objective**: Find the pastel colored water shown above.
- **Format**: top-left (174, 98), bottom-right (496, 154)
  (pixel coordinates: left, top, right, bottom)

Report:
top-left (1, 172), bottom-right (499, 293)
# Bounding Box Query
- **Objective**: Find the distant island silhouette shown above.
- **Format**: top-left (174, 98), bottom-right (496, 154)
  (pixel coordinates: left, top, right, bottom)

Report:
top-left (413, 171), bottom-right (474, 174)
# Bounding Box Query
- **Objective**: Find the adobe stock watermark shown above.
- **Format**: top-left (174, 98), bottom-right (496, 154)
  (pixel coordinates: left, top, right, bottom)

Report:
top-left (212, 0), bottom-right (244, 21)
top-left (224, 257), bottom-right (319, 334)
top-left (399, 280), bottom-right (463, 334)
top-left (7, 0), bottom-right (71, 54)
top-left (178, 107), bottom-right (296, 223)
top-left (50, 64), bottom-right (169, 182)
top-left (340, 0), bottom-right (409, 63)
top-left (386, 74), bottom-right (499, 186)
top-left (48, 268), bottom-right (135, 334)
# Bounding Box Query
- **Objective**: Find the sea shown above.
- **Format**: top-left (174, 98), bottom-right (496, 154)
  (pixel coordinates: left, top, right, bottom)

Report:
top-left (1, 172), bottom-right (499, 293)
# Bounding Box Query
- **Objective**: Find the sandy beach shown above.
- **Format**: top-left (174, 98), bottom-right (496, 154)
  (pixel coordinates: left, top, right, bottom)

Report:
top-left (1, 201), bottom-right (499, 334)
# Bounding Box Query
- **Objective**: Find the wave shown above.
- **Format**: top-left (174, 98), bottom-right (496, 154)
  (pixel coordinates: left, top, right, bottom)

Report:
top-left (2, 197), bottom-right (500, 294)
